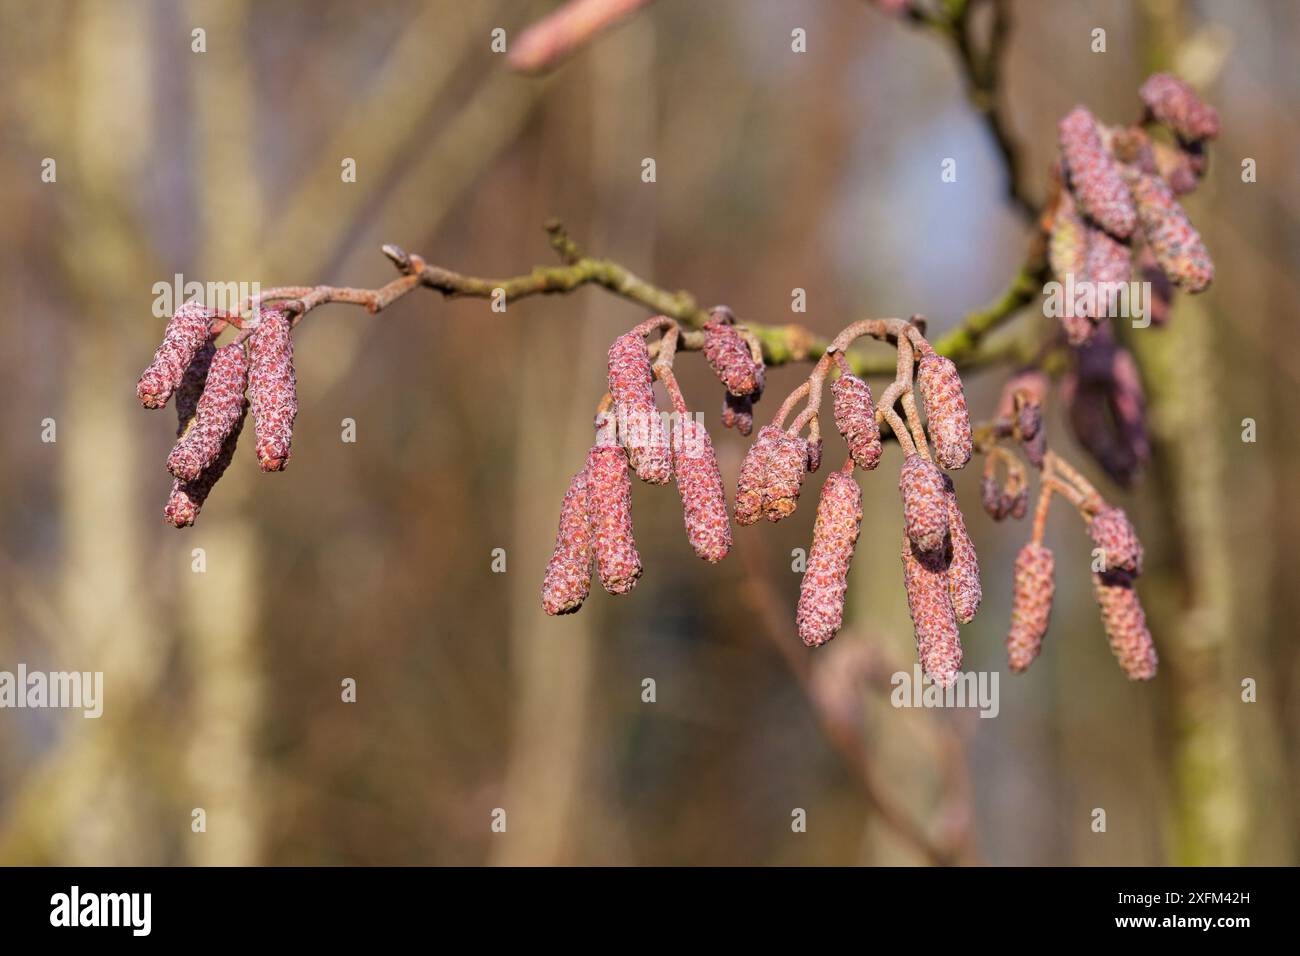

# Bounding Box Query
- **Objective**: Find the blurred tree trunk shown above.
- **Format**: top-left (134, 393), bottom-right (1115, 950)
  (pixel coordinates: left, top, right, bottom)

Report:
top-left (1132, 0), bottom-right (1287, 864)
top-left (491, 14), bottom-right (658, 866)
top-left (181, 0), bottom-right (264, 865)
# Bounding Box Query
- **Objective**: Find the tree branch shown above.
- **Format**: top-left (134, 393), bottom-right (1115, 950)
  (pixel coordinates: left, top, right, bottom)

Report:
top-left (228, 218), bottom-right (1041, 380)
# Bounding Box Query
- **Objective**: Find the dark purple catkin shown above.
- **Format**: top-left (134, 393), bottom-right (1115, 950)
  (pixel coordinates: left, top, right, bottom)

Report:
top-left (672, 416), bottom-right (731, 563)
top-left (1007, 542), bottom-right (1054, 673)
top-left (762, 429), bottom-right (808, 523)
top-left (797, 470), bottom-right (863, 647)
top-left (901, 536), bottom-right (962, 688)
top-left (1059, 106), bottom-right (1137, 239)
top-left (1139, 73), bottom-right (1220, 143)
top-left (175, 339), bottom-right (216, 437)
top-left (1093, 570), bottom-right (1158, 680)
top-left (1087, 504), bottom-right (1144, 575)
top-left (735, 424), bottom-right (779, 526)
top-left (1137, 245), bottom-right (1174, 327)
top-left (137, 302), bottom-right (215, 408)
top-left (166, 343), bottom-right (249, 482)
top-left (981, 474), bottom-right (1009, 521)
top-left (831, 372), bottom-right (882, 471)
top-left (943, 477), bottom-right (981, 625)
top-left (1128, 170), bottom-right (1213, 293)
top-left (164, 413), bottom-right (246, 528)
top-left (248, 311), bottom-right (298, 472)
top-left (541, 468), bottom-right (594, 615)
top-left (722, 391), bottom-right (755, 436)
top-left (917, 352), bottom-right (972, 470)
top-left (899, 454), bottom-right (948, 555)
top-left (804, 437), bottom-right (823, 474)
top-left (587, 442), bottom-right (641, 594)
top-left (607, 331), bottom-right (671, 484)
top-left (702, 316), bottom-right (764, 397)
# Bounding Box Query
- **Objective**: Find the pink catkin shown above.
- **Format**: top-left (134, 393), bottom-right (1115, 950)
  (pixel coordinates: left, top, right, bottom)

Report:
top-left (735, 425), bottom-right (779, 526)
top-left (702, 317), bottom-right (764, 397)
top-left (761, 429), bottom-right (808, 522)
top-left (164, 413), bottom-right (246, 528)
top-left (902, 536), bottom-right (962, 687)
top-left (943, 477), bottom-right (981, 625)
top-left (831, 372), bottom-right (882, 471)
top-left (137, 302), bottom-right (215, 408)
top-left (248, 311), bottom-right (299, 472)
top-left (917, 352), bottom-right (972, 470)
top-left (541, 468), bottom-right (594, 615)
top-left (165, 343), bottom-right (249, 482)
top-left (1007, 542), bottom-right (1055, 673)
top-left (797, 470), bottom-right (863, 647)
top-left (607, 331), bottom-right (671, 483)
top-left (1093, 570), bottom-right (1158, 680)
top-left (174, 339), bottom-right (216, 436)
top-left (1059, 106), bottom-right (1137, 240)
top-left (587, 442), bottom-right (641, 594)
top-left (1084, 225), bottom-right (1133, 321)
top-left (672, 416), bottom-right (731, 563)
top-left (899, 454), bottom-right (949, 556)
top-left (1139, 73), bottom-right (1220, 142)
top-left (1087, 505), bottom-right (1144, 575)
top-left (1128, 171), bottom-right (1213, 293)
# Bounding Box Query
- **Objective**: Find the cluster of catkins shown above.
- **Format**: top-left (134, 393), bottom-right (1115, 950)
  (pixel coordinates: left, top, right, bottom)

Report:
top-left (1007, 499), bottom-right (1154, 681)
top-left (982, 376), bottom-right (1156, 680)
top-left (136, 302), bottom-right (298, 527)
top-left (1049, 73), bottom-right (1218, 346)
top-left (737, 343), bottom-right (978, 687)
top-left (540, 311), bottom-right (763, 615)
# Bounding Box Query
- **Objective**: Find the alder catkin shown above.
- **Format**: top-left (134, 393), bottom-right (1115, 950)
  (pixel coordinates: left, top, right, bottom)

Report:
top-left (1093, 570), bottom-right (1158, 680)
top-left (901, 536), bottom-right (962, 688)
top-left (735, 424), bottom-right (779, 526)
top-left (1139, 73), bottom-right (1220, 143)
top-left (943, 477), bottom-right (981, 625)
top-left (761, 429), bottom-right (808, 522)
top-left (722, 391), bottom-right (755, 436)
top-left (804, 437), bottom-right (823, 474)
top-left (981, 474), bottom-right (1009, 521)
top-left (248, 311), bottom-right (299, 472)
top-left (607, 330), bottom-right (671, 484)
top-left (164, 413), bottom-right (246, 528)
top-left (831, 372), bottom-right (882, 471)
top-left (672, 415), bottom-right (731, 563)
top-left (1087, 504), bottom-right (1144, 575)
top-left (541, 468), bottom-right (594, 615)
top-left (1049, 190), bottom-right (1089, 283)
top-left (702, 316), bottom-right (763, 397)
top-left (899, 454), bottom-right (949, 555)
top-left (137, 302), bottom-right (215, 408)
top-left (1058, 106), bottom-right (1137, 239)
top-left (1085, 225), bottom-right (1133, 320)
top-left (587, 441), bottom-right (641, 594)
top-left (165, 343), bottom-right (250, 482)
top-left (917, 352), bottom-right (972, 469)
top-left (1128, 170), bottom-right (1213, 293)
top-left (1007, 542), bottom-right (1055, 673)
top-left (796, 470), bottom-right (863, 647)
top-left (1137, 244), bottom-right (1174, 327)
top-left (174, 339), bottom-right (216, 436)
